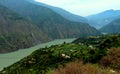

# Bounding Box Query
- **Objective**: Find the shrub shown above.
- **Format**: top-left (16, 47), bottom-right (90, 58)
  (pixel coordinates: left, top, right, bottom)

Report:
top-left (53, 61), bottom-right (120, 74)
top-left (100, 48), bottom-right (120, 70)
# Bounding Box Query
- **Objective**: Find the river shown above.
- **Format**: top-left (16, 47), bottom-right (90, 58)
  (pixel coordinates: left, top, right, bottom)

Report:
top-left (0, 38), bottom-right (75, 71)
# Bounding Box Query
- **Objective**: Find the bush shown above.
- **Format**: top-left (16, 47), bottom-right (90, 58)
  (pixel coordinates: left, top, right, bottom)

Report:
top-left (100, 48), bottom-right (120, 69)
top-left (53, 61), bottom-right (119, 74)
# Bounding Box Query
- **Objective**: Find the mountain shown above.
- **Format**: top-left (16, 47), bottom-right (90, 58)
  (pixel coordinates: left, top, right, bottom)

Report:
top-left (27, 0), bottom-right (87, 23)
top-left (0, 0), bottom-right (101, 39)
top-left (0, 4), bottom-right (49, 53)
top-left (87, 9), bottom-right (120, 29)
top-left (100, 18), bottom-right (120, 33)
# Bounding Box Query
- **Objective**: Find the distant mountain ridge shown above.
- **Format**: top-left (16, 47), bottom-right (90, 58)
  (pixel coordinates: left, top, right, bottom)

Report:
top-left (27, 0), bottom-right (87, 23)
top-left (100, 18), bottom-right (120, 33)
top-left (87, 9), bottom-right (120, 29)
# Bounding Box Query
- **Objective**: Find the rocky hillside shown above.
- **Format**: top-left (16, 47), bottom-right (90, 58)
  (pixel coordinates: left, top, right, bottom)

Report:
top-left (100, 18), bottom-right (120, 33)
top-left (0, 0), bottom-right (101, 39)
top-left (0, 4), bottom-right (49, 53)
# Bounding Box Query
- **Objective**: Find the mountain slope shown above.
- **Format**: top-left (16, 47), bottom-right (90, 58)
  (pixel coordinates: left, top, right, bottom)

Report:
top-left (100, 18), bottom-right (120, 33)
top-left (87, 9), bottom-right (120, 29)
top-left (28, 0), bottom-right (87, 23)
top-left (0, 4), bottom-right (49, 53)
top-left (0, 0), bottom-right (101, 39)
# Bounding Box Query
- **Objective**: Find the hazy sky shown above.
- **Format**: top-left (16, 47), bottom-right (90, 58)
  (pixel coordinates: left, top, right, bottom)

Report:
top-left (35, 0), bottom-right (120, 16)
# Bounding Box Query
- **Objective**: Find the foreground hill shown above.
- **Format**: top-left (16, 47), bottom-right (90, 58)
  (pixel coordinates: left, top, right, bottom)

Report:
top-left (0, 43), bottom-right (104, 74)
top-left (0, 4), bottom-right (49, 53)
top-left (1, 34), bottom-right (120, 74)
top-left (0, 0), bottom-right (101, 39)
top-left (100, 18), bottom-right (120, 33)
top-left (28, 0), bottom-right (87, 23)
top-left (87, 9), bottom-right (120, 29)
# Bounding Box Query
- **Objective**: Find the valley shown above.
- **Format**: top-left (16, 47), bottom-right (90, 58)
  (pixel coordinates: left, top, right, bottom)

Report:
top-left (0, 0), bottom-right (120, 74)
top-left (0, 0), bottom-right (100, 53)
top-left (0, 38), bottom-right (75, 71)
top-left (1, 34), bottom-right (120, 74)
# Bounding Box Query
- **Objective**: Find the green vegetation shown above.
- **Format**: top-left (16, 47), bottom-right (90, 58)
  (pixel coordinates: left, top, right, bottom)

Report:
top-left (1, 43), bottom-right (102, 74)
top-left (99, 34), bottom-right (120, 49)
top-left (73, 34), bottom-right (120, 49)
top-left (0, 39), bottom-right (74, 71)
top-left (73, 36), bottom-right (104, 47)
top-left (1, 34), bottom-right (120, 74)
top-left (0, 0), bottom-right (120, 73)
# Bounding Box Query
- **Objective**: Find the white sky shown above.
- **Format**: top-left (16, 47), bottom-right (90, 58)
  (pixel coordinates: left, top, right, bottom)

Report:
top-left (35, 0), bottom-right (120, 16)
